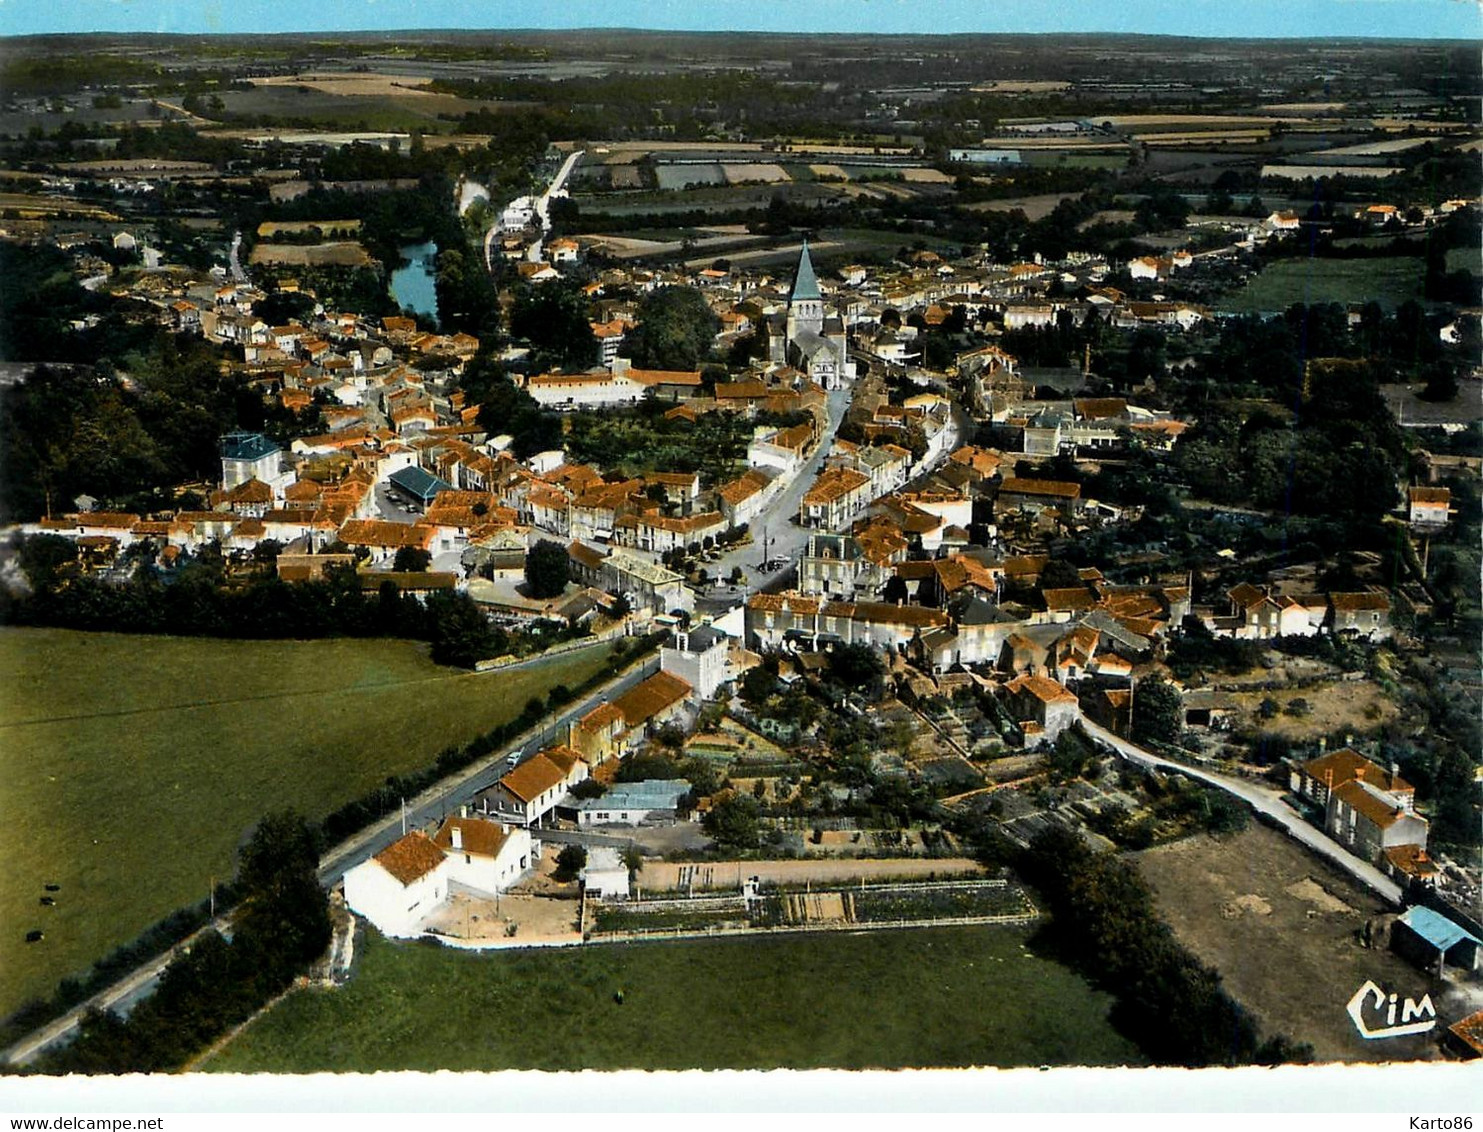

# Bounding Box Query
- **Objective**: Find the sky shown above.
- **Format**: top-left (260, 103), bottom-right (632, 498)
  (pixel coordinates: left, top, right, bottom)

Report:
top-left (0, 0), bottom-right (1478, 40)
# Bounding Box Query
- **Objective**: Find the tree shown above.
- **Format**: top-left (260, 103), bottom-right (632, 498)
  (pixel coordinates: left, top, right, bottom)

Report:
top-left (702, 793), bottom-right (761, 849)
top-left (415, 590), bottom-right (486, 665)
top-left (233, 811), bottom-right (331, 974)
top-left (510, 281), bottom-right (599, 371)
top-left (524, 538), bottom-right (569, 598)
top-left (830, 642), bottom-right (885, 692)
top-left (554, 844), bottom-right (587, 881)
top-left (739, 664), bottom-right (777, 706)
top-left (1039, 559), bottom-right (1084, 591)
top-left (625, 286), bottom-right (721, 371)
top-left (621, 844), bottom-right (644, 875)
top-left (1132, 676), bottom-right (1183, 746)
top-left (393, 546), bottom-right (431, 572)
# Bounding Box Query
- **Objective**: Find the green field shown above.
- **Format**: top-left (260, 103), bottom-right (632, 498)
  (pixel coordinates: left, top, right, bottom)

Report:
top-left (1217, 256), bottom-right (1423, 313)
top-left (0, 627), bottom-right (618, 1019)
top-left (204, 924), bottom-right (1140, 1072)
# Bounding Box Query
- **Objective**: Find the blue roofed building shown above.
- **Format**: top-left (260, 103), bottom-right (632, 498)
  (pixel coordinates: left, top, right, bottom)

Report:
top-left (1392, 905), bottom-right (1481, 977)
top-left (389, 465), bottom-right (454, 508)
top-left (220, 430), bottom-right (291, 499)
top-left (575, 779), bottom-right (691, 827)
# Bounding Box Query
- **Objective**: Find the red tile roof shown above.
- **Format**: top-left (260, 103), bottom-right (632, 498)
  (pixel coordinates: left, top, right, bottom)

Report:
top-left (433, 816), bottom-right (512, 859)
top-left (612, 670), bottom-right (692, 728)
top-left (372, 831), bottom-right (447, 886)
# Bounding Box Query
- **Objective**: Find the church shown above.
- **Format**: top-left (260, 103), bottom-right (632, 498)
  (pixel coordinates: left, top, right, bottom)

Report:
top-left (767, 240), bottom-right (855, 390)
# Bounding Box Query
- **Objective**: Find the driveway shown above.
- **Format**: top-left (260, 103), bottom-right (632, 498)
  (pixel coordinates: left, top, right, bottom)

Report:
top-left (1081, 719), bottom-right (1404, 906)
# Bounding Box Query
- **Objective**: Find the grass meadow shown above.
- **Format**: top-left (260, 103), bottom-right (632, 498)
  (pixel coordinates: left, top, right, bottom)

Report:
top-left (0, 627), bottom-right (618, 1019)
top-left (204, 923), bottom-right (1141, 1072)
top-left (1218, 256), bottom-right (1423, 313)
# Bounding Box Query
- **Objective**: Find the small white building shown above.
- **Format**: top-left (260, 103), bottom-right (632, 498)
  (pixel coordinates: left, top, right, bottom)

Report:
top-left (1408, 486), bottom-right (1451, 529)
top-left (580, 846), bottom-right (630, 899)
top-left (576, 780), bottom-right (691, 828)
top-left (343, 831), bottom-right (451, 939)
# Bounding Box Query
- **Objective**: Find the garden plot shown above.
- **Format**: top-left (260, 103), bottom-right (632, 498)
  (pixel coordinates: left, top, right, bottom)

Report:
top-left (654, 164), bottom-right (725, 190)
top-left (721, 163), bottom-right (790, 184)
top-left (592, 878), bottom-right (1034, 938)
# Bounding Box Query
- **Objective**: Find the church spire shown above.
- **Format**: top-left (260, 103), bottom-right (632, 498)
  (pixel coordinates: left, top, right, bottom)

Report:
top-left (790, 238), bottom-right (821, 303)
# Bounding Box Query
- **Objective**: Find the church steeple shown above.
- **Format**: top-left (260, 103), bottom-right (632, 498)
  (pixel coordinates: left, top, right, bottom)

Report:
top-left (787, 238), bottom-right (824, 342)
top-left (790, 239), bottom-right (822, 304)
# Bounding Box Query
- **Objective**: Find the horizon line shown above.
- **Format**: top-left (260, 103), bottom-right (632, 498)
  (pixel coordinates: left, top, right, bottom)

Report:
top-left (3, 26), bottom-right (1480, 43)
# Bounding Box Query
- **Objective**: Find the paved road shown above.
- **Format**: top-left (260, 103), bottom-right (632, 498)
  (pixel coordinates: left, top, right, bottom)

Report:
top-left (1081, 719), bottom-right (1404, 906)
top-left (2, 646), bottom-right (659, 1067)
top-left (227, 231), bottom-right (248, 284)
top-left (317, 648), bottom-right (660, 882)
top-left (526, 149), bottom-right (584, 263)
top-left (483, 149), bottom-right (583, 273)
top-left (708, 384), bottom-right (853, 588)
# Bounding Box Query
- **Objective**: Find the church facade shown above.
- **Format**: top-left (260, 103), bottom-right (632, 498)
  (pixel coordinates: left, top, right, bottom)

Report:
top-left (768, 241), bottom-right (855, 390)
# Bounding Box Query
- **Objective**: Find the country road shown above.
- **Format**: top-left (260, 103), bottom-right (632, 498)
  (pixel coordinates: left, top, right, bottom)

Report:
top-left (1, 644), bottom-right (659, 1067)
top-left (1081, 719), bottom-right (1404, 906)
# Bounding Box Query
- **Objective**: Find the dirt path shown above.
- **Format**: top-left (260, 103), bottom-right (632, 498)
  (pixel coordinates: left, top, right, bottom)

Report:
top-left (640, 856), bottom-right (986, 894)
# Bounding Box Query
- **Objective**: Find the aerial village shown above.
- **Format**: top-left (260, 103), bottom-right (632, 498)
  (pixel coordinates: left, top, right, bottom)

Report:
top-left (2, 30), bottom-right (1480, 1074)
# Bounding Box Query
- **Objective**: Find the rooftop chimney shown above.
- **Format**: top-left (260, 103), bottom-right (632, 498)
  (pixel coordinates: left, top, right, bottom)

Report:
top-left (451, 826), bottom-right (462, 850)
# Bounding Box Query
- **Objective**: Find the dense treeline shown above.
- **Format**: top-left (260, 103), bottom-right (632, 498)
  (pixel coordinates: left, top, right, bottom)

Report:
top-left (237, 173), bottom-right (500, 340)
top-left (455, 356), bottom-right (563, 458)
top-left (7, 536), bottom-right (516, 668)
top-left (0, 340), bottom-right (320, 523)
top-left (1016, 827), bottom-right (1312, 1067)
top-left (33, 813), bottom-right (331, 1075)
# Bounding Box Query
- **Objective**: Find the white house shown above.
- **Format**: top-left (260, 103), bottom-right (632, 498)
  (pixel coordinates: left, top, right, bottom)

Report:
top-left (660, 624), bottom-right (731, 699)
top-left (342, 831), bottom-right (451, 939)
top-left (431, 813), bottom-right (534, 895)
top-left (1408, 486), bottom-right (1451, 528)
top-left (525, 370), bottom-right (645, 409)
top-left (220, 431), bottom-right (291, 496)
top-left (479, 746), bottom-right (589, 826)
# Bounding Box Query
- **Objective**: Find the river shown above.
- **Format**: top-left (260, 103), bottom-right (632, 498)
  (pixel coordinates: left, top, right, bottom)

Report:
top-left (388, 240), bottom-right (439, 323)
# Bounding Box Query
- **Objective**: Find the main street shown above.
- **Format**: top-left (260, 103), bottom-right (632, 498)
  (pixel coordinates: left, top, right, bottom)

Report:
top-left (2, 643), bottom-right (659, 1067)
top-left (697, 375), bottom-right (967, 613)
top-left (701, 383), bottom-right (852, 604)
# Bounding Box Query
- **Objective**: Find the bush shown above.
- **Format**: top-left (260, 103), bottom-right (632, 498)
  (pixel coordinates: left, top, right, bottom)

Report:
top-left (554, 845), bottom-right (588, 881)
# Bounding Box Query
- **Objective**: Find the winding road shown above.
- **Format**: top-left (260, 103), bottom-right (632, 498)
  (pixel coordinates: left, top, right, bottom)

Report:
top-left (1081, 718), bottom-right (1404, 906)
